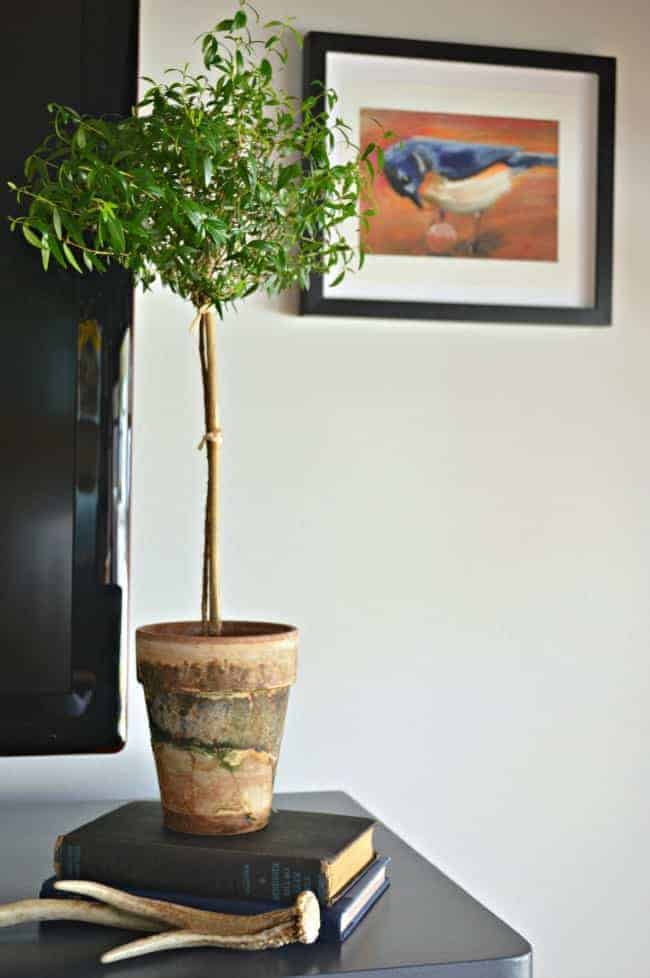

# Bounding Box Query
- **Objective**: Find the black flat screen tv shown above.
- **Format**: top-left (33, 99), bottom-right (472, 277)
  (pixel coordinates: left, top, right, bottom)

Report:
top-left (0, 0), bottom-right (139, 754)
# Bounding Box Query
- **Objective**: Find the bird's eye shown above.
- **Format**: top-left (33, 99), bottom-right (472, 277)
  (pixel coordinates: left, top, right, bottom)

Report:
top-left (396, 170), bottom-right (410, 186)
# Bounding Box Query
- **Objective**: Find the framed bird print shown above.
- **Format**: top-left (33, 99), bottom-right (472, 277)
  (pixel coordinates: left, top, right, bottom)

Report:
top-left (300, 33), bottom-right (616, 324)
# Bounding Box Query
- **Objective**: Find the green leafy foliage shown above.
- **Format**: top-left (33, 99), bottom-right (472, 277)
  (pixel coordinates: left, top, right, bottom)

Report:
top-left (8, 4), bottom-right (381, 313)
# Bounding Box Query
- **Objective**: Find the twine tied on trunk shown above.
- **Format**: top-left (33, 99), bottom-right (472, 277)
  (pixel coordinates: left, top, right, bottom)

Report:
top-left (197, 429), bottom-right (222, 450)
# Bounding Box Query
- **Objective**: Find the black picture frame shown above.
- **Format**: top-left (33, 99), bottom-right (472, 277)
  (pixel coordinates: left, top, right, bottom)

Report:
top-left (300, 32), bottom-right (616, 325)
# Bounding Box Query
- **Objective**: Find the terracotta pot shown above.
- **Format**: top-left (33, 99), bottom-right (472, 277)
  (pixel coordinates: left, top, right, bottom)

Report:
top-left (136, 621), bottom-right (298, 835)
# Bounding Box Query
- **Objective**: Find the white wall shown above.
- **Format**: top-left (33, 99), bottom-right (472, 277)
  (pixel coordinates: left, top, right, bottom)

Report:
top-left (3, 1), bottom-right (650, 976)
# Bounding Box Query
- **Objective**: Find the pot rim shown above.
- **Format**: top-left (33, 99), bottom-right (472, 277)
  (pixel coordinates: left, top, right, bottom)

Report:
top-left (136, 620), bottom-right (298, 645)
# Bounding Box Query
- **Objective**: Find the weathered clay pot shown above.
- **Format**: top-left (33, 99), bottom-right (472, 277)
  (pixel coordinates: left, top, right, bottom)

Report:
top-left (136, 621), bottom-right (298, 835)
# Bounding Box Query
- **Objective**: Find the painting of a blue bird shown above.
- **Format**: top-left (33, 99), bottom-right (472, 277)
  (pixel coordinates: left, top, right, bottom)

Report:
top-left (361, 110), bottom-right (559, 260)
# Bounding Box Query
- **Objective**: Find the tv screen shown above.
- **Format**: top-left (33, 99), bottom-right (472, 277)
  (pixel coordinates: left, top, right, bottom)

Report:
top-left (0, 0), bottom-right (139, 754)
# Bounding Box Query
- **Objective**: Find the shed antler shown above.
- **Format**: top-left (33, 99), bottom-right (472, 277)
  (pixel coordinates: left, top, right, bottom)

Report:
top-left (0, 881), bottom-right (321, 964)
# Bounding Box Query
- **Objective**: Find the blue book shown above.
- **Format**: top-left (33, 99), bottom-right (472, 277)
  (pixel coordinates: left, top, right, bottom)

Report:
top-left (40, 855), bottom-right (390, 944)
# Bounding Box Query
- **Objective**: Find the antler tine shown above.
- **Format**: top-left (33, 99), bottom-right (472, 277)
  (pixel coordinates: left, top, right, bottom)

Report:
top-left (101, 891), bottom-right (321, 964)
top-left (55, 881), bottom-right (186, 929)
top-left (103, 922), bottom-right (302, 964)
top-left (0, 898), bottom-right (162, 932)
top-left (55, 880), bottom-right (319, 939)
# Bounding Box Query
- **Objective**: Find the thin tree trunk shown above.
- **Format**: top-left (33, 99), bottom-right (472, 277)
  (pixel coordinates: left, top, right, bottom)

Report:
top-left (199, 307), bottom-right (222, 635)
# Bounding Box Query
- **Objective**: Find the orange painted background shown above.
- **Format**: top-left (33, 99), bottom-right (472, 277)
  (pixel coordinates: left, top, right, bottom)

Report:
top-left (360, 109), bottom-right (559, 261)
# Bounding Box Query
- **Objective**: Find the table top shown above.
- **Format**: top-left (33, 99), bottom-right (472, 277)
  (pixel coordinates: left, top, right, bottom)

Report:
top-left (0, 791), bottom-right (531, 978)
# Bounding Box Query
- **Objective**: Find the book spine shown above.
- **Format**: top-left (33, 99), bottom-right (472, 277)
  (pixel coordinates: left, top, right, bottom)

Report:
top-left (55, 837), bottom-right (328, 902)
top-left (53, 835), bottom-right (65, 877)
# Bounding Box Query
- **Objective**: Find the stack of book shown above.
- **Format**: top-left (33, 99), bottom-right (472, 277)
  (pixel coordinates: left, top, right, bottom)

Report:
top-left (41, 802), bottom-right (391, 943)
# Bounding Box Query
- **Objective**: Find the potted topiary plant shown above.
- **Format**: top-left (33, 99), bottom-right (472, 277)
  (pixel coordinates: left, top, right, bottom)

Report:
top-left (9, 4), bottom-right (379, 834)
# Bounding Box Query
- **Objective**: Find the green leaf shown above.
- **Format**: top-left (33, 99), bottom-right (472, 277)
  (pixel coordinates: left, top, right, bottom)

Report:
top-left (205, 219), bottom-right (227, 245)
top-left (41, 245), bottom-right (50, 271)
top-left (260, 58), bottom-right (272, 81)
top-left (183, 201), bottom-right (205, 230)
top-left (277, 162), bottom-right (300, 190)
top-left (74, 126), bottom-right (86, 150)
top-left (202, 154), bottom-right (213, 187)
top-left (46, 235), bottom-right (67, 269)
top-left (233, 9), bottom-right (247, 28)
top-left (62, 241), bottom-right (83, 273)
top-left (106, 218), bottom-right (126, 253)
top-left (22, 225), bottom-right (41, 249)
top-left (52, 207), bottom-right (62, 239)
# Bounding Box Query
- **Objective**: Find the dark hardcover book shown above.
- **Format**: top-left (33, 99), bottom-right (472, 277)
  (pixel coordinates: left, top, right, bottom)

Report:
top-left (53, 802), bottom-right (376, 905)
top-left (40, 856), bottom-right (391, 943)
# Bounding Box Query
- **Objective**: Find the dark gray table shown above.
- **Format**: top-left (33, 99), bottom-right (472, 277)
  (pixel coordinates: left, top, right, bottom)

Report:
top-left (0, 791), bottom-right (531, 977)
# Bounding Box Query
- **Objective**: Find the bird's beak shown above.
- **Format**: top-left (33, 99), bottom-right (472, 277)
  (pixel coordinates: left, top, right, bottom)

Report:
top-left (409, 189), bottom-right (422, 209)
